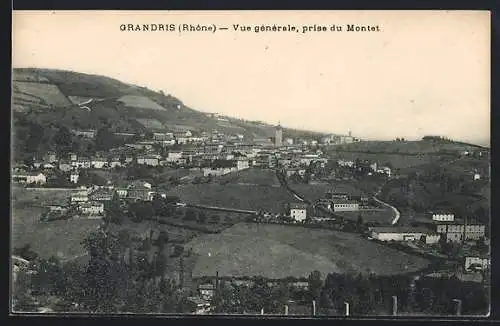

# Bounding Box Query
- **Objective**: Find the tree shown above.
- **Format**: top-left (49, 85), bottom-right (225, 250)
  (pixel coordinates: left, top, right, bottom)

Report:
top-left (53, 125), bottom-right (73, 155)
top-left (197, 211), bottom-right (207, 224)
top-left (308, 270), bottom-right (323, 301)
top-left (105, 192), bottom-right (123, 224)
top-left (184, 209), bottom-right (197, 221)
top-left (356, 214), bottom-right (365, 233)
top-left (95, 127), bottom-right (116, 151)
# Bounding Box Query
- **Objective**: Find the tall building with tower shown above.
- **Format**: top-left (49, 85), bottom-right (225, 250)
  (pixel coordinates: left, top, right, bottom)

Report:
top-left (275, 123), bottom-right (283, 147)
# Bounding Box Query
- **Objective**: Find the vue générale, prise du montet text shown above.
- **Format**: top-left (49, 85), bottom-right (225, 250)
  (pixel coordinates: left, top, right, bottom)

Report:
top-left (119, 23), bottom-right (382, 34)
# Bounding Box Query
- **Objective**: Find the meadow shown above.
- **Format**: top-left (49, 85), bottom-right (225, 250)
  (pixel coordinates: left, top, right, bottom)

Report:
top-left (167, 183), bottom-right (295, 213)
top-left (187, 223), bottom-right (431, 278)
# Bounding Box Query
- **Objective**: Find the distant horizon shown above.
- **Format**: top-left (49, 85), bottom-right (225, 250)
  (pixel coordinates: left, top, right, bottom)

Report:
top-left (12, 11), bottom-right (490, 147)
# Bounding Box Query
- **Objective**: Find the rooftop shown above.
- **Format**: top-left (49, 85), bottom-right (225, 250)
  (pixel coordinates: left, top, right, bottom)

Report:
top-left (290, 203), bottom-right (308, 209)
top-left (369, 226), bottom-right (432, 234)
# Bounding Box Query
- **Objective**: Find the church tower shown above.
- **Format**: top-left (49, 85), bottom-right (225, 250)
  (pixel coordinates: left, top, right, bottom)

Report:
top-left (275, 123), bottom-right (283, 147)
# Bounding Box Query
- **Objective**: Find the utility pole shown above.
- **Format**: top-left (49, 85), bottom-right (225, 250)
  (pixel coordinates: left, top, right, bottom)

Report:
top-left (452, 299), bottom-right (462, 316)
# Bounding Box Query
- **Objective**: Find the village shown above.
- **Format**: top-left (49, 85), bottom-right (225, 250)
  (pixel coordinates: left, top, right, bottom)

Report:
top-left (11, 124), bottom-right (491, 314)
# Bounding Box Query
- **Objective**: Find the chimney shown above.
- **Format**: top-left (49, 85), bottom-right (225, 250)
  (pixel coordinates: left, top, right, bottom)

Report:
top-left (261, 308), bottom-right (264, 315)
top-left (392, 296), bottom-right (398, 316)
top-left (312, 300), bottom-right (316, 316)
top-left (284, 305), bottom-right (289, 315)
top-left (344, 302), bottom-right (350, 316)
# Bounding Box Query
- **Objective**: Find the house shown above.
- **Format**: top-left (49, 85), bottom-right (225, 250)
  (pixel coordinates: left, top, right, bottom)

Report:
top-left (424, 234), bottom-right (441, 244)
top-left (68, 153), bottom-right (78, 161)
top-left (43, 162), bottom-right (56, 169)
top-left (474, 173), bottom-right (481, 181)
top-left (198, 283), bottom-right (215, 301)
top-left (236, 158), bottom-right (250, 171)
top-left (337, 159), bottom-right (354, 167)
top-left (326, 192), bottom-right (350, 200)
top-left (369, 226), bottom-right (431, 242)
top-left (72, 157), bottom-right (91, 169)
top-left (464, 256), bottom-right (490, 272)
top-left (70, 172), bottom-right (79, 184)
top-left (153, 132), bottom-right (174, 141)
top-left (186, 296), bottom-right (211, 315)
top-left (59, 161), bottom-right (73, 172)
top-left (108, 157), bottom-right (122, 168)
top-left (89, 188), bottom-right (114, 202)
top-left (286, 168), bottom-right (306, 178)
top-left (43, 152), bottom-right (57, 163)
top-left (429, 212), bottom-right (455, 222)
top-left (377, 167), bottom-right (392, 177)
top-left (166, 151), bottom-right (183, 163)
top-left (116, 188), bottom-right (128, 198)
top-left (332, 200), bottom-right (359, 212)
top-left (128, 180), bottom-right (152, 189)
top-left (289, 203), bottom-right (308, 222)
top-left (127, 189), bottom-right (155, 201)
top-left (12, 172), bottom-right (47, 185)
top-left (137, 155), bottom-right (159, 167)
top-left (91, 157), bottom-right (108, 169)
top-left (290, 281), bottom-right (309, 290)
top-left (78, 201), bottom-right (104, 216)
top-left (70, 191), bottom-right (89, 203)
top-left (436, 223), bottom-right (486, 242)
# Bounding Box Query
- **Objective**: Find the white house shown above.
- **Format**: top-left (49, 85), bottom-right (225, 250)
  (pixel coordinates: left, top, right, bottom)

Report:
top-left (91, 157), bottom-right (108, 169)
top-left (198, 283), bottom-right (215, 301)
top-left (465, 256), bottom-right (490, 272)
top-left (430, 212), bottom-right (455, 222)
top-left (289, 203), bottom-right (308, 222)
top-left (332, 200), bottom-right (359, 212)
top-left (474, 173), bottom-right (481, 181)
top-left (12, 172), bottom-right (47, 185)
top-left (78, 201), bottom-right (104, 216)
top-left (70, 172), bottom-right (79, 184)
top-left (370, 227), bottom-right (430, 242)
top-left (236, 159), bottom-right (250, 171)
top-left (166, 151), bottom-right (183, 163)
top-left (137, 156), bottom-right (160, 167)
top-left (337, 159), bottom-right (354, 168)
top-left (71, 191), bottom-right (89, 203)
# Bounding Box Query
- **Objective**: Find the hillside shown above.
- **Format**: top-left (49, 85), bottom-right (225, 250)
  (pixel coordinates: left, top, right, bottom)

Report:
top-left (12, 68), bottom-right (326, 141)
top-left (330, 140), bottom-right (487, 155)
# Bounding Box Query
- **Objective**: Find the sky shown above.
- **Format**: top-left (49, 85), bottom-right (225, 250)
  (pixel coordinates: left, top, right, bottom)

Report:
top-left (12, 10), bottom-right (490, 145)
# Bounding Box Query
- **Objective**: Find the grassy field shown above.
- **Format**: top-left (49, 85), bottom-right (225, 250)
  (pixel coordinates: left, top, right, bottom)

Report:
top-left (12, 207), bottom-right (100, 259)
top-left (335, 209), bottom-right (395, 225)
top-left (11, 187), bottom-right (83, 207)
top-left (290, 181), bottom-right (368, 202)
top-left (186, 223), bottom-right (431, 278)
top-left (218, 168), bottom-right (280, 186)
top-left (168, 184), bottom-right (295, 213)
top-left (11, 187), bottom-right (100, 259)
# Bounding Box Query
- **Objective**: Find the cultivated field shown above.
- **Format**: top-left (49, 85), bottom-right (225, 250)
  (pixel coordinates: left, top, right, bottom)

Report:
top-left (327, 151), bottom-right (437, 170)
top-left (168, 183), bottom-right (295, 213)
top-left (187, 223), bottom-right (431, 278)
top-left (135, 118), bottom-right (168, 130)
top-left (118, 95), bottom-right (167, 111)
top-left (13, 81), bottom-right (71, 107)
